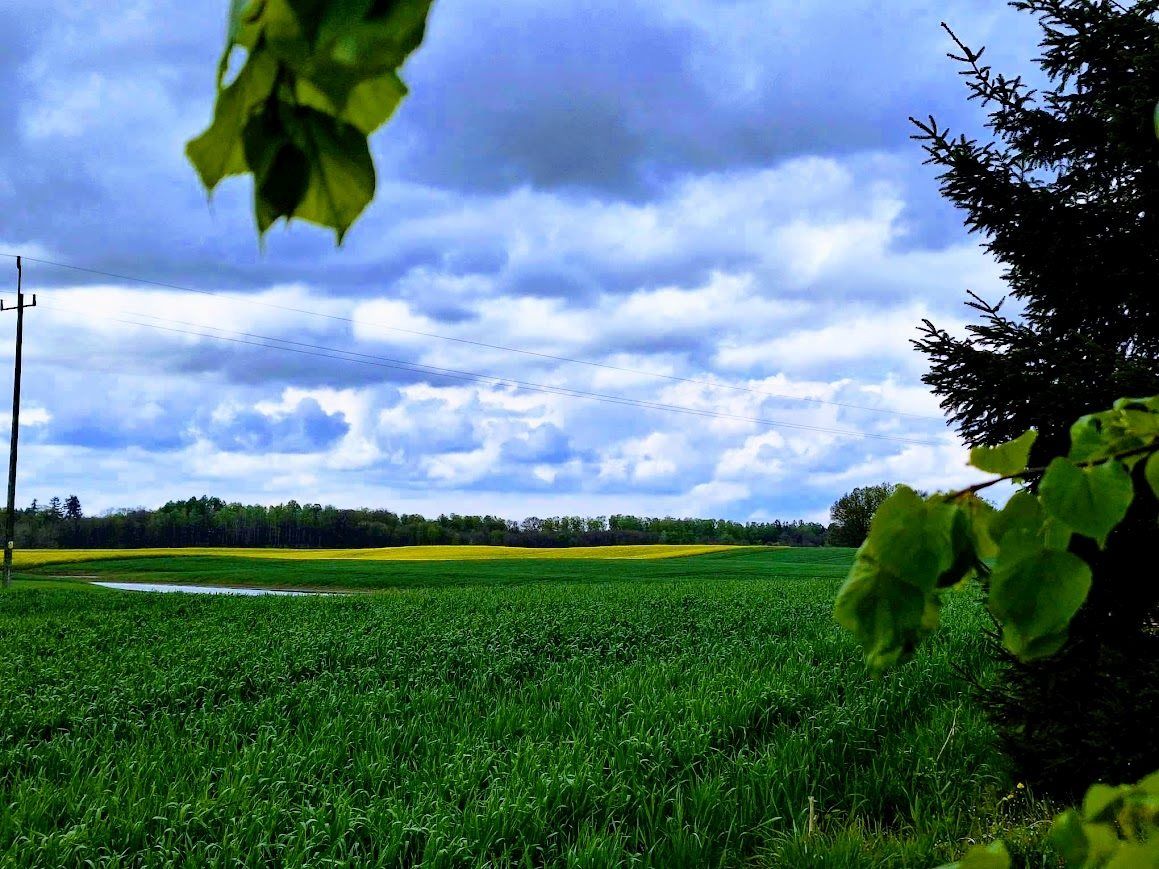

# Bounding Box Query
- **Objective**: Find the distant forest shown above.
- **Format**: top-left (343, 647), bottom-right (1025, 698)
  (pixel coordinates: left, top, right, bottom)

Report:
top-left (10, 495), bottom-right (830, 549)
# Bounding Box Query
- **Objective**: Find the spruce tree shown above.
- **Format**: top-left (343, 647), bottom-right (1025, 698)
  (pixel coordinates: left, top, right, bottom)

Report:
top-left (65, 495), bottom-right (83, 521)
top-left (913, 0), bottom-right (1159, 795)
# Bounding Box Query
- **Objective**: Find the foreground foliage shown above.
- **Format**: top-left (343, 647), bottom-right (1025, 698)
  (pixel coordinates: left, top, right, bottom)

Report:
top-left (835, 396), bottom-right (1159, 866)
top-left (189, 0), bottom-right (434, 241)
top-left (1, 550), bottom-right (1047, 866)
top-left (912, 0), bottom-right (1159, 799)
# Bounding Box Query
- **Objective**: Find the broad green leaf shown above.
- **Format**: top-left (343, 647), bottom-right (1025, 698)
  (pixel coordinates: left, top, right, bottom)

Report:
top-left (1146, 453), bottom-right (1159, 501)
top-left (1051, 812), bottom-right (1122, 866)
top-left (960, 494), bottom-right (998, 559)
top-left (282, 106), bottom-right (375, 243)
top-left (1071, 401), bottom-right (1159, 465)
top-left (192, 0), bottom-right (433, 241)
top-left (834, 487), bottom-right (968, 672)
top-left (834, 551), bottom-right (939, 673)
top-left (1069, 414), bottom-right (1109, 463)
top-left (186, 52), bottom-right (279, 190)
top-left (1042, 517), bottom-right (1072, 552)
top-left (970, 430), bottom-right (1037, 476)
top-left (243, 104), bottom-right (311, 233)
top-left (1107, 840), bottom-right (1159, 867)
top-left (937, 840), bottom-right (1010, 869)
top-left (1084, 783), bottom-right (1128, 821)
top-left (1114, 395), bottom-right (1159, 414)
top-left (1050, 811), bottom-right (1087, 865)
top-left (1140, 770), bottom-right (1159, 796)
top-left (864, 487), bottom-right (958, 584)
top-left (987, 491), bottom-right (1041, 546)
top-left (988, 539), bottom-right (1092, 661)
top-left (1040, 458), bottom-right (1133, 547)
top-left (987, 491), bottom-right (1070, 552)
top-left (294, 70), bottom-right (406, 134)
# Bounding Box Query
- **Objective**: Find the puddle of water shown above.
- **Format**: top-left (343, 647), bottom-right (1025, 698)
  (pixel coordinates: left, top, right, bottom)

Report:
top-left (92, 582), bottom-right (330, 596)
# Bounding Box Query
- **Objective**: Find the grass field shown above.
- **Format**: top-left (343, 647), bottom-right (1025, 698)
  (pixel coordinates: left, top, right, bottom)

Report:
top-left (1, 548), bottom-right (1055, 866)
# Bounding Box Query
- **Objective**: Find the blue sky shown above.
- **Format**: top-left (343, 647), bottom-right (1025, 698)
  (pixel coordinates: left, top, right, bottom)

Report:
top-left (0, 0), bottom-right (1042, 520)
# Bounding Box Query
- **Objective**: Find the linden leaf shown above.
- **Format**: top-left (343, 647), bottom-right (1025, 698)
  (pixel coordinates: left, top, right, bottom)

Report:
top-left (294, 70), bottom-right (406, 134)
top-left (988, 539), bottom-right (1092, 661)
top-left (937, 841), bottom-right (1010, 869)
top-left (243, 103), bottom-right (311, 233)
top-left (834, 487), bottom-right (969, 673)
top-left (1146, 453), bottom-right (1159, 502)
top-left (1069, 414), bottom-right (1110, 463)
top-left (1040, 458), bottom-right (1133, 547)
top-left (1084, 784), bottom-right (1129, 822)
top-left (192, 0), bottom-right (433, 242)
top-left (186, 52), bottom-right (279, 190)
top-left (969, 430), bottom-right (1037, 476)
top-left (282, 106), bottom-right (375, 243)
top-left (1050, 811), bottom-right (1091, 865)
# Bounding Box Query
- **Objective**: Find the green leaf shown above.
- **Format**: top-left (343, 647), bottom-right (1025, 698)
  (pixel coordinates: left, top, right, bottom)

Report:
top-left (1069, 414), bottom-right (1109, 463)
top-left (192, 0), bottom-right (433, 242)
top-left (834, 488), bottom-right (966, 673)
top-left (834, 551), bottom-right (938, 673)
top-left (969, 430), bottom-right (1037, 476)
top-left (1084, 784), bottom-right (1128, 822)
top-left (282, 106), bottom-right (375, 243)
top-left (1146, 453), bottom-right (1159, 502)
top-left (243, 104), bottom-right (311, 233)
top-left (987, 491), bottom-right (1069, 552)
top-left (1050, 810), bottom-right (1090, 865)
top-left (988, 539), bottom-right (1092, 661)
top-left (294, 69), bottom-right (406, 134)
top-left (1040, 458), bottom-right (1133, 547)
top-left (186, 52), bottom-right (279, 190)
top-left (1107, 841), bottom-right (1159, 867)
top-left (1139, 770), bottom-right (1159, 796)
top-left (937, 841), bottom-right (1010, 869)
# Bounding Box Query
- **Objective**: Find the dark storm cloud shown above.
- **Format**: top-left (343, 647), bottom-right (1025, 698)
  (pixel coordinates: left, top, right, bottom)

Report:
top-left (391, 0), bottom-right (1042, 197)
top-left (2, 0), bottom-right (1041, 289)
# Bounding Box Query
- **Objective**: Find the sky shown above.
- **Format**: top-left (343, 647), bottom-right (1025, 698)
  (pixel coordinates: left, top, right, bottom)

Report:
top-left (0, 0), bottom-right (1044, 522)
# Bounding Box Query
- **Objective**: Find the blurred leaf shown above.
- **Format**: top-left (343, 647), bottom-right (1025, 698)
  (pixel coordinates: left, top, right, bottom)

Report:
top-left (834, 487), bottom-right (972, 673)
top-left (190, 0), bottom-right (432, 242)
top-left (989, 538), bottom-right (1091, 661)
top-left (1040, 458), bottom-right (1133, 547)
top-left (970, 430), bottom-right (1037, 476)
top-left (1146, 453), bottom-right (1159, 501)
top-left (938, 840), bottom-right (1010, 869)
top-left (186, 52), bottom-right (280, 190)
top-left (283, 106), bottom-right (375, 242)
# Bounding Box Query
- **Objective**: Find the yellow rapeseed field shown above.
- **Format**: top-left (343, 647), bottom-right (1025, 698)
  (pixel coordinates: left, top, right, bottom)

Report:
top-left (15, 544), bottom-right (755, 569)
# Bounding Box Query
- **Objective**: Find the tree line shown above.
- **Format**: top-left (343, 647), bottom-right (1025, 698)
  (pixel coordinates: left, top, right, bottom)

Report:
top-left (8, 495), bottom-right (829, 549)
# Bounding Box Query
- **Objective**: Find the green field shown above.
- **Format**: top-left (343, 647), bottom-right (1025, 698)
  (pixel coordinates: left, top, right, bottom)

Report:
top-left (2, 548), bottom-right (1053, 866)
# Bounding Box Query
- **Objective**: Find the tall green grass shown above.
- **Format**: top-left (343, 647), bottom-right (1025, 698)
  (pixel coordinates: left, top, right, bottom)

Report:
top-left (0, 550), bottom-right (1053, 866)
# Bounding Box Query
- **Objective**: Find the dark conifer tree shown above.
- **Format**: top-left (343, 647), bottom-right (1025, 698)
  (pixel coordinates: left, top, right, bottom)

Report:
top-left (912, 0), bottom-right (1159, 795)
top-left (64, 495), bottom-right (83, 521)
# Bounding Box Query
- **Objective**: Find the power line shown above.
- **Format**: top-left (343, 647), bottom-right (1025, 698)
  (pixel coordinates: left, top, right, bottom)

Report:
top-left (38, 300), bottom-right (948, 448)
top-left (2, 252), bottom-right (947, 422)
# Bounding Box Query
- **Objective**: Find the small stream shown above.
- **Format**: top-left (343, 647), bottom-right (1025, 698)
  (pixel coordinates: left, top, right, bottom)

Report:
top-left (91, 582), bottom-right (331, 596)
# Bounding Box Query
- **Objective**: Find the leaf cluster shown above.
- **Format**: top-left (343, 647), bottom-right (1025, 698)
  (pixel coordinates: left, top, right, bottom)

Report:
top-left (835, 394), bottom-right (1159, 866)
top-left (187, 0), bottom-right (433, 242)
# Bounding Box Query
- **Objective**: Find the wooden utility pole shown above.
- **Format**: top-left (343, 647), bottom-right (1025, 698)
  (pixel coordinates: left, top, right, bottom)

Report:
top-left (2, 257), bottom-right (35, 588)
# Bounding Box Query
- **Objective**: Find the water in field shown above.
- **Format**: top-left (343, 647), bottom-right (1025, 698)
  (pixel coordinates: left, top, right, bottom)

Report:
top-left (91, 582), bottom-right (329, 596)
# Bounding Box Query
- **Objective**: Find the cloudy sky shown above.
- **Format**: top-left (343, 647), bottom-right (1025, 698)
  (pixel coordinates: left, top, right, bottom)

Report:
top-left (0, 0), bottom-right (1042, 521)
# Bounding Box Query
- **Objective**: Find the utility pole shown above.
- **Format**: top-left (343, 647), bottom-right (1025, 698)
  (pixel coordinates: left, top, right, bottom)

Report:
top-left (2, 257), bottom-right (35, 588)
